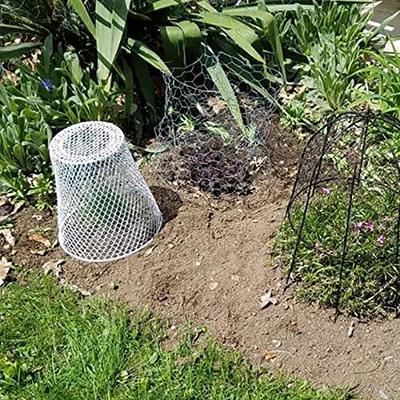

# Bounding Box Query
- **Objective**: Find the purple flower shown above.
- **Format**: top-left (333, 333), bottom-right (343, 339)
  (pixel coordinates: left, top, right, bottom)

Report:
top-left (377, 235), bottom-right (385, 247)
top-left (364, 221), bottom-right (374, 232)
top-left (353, 221), bottom-right (375, 232)
top-left (320, 187), bottom-right (331, 195)
top-left (354, 221), bottom-right (363, 231)
top-left (41, 79), bottom-right (53, 92)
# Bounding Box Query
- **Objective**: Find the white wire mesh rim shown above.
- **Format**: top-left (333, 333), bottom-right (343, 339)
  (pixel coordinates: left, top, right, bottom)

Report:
top-left (50, 121), bottom-right (125, 165)
top-left (58, 217), bottom-right (163, 263)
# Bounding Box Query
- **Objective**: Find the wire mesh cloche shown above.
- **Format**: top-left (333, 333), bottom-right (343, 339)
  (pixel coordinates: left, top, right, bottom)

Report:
top-left (281, 111), bottom-right (400, 317)
top-left (50, 122), bottom-right (162, 262)
top-left (155, 52), bottom-right (281, 195)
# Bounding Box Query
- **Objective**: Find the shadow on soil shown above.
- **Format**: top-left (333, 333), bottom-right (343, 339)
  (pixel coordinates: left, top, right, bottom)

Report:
top-left (151, 186), bottom-right (183, 224)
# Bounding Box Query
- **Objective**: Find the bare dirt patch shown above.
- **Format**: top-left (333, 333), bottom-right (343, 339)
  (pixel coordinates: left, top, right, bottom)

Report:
top-left (2, 166), bottom-right (400, 399)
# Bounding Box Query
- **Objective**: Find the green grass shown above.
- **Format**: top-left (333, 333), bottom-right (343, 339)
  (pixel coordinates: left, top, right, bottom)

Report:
top-left (0, 272), bottom-right (352, 400)
top-left (277, 185), bottom-right (399, 318)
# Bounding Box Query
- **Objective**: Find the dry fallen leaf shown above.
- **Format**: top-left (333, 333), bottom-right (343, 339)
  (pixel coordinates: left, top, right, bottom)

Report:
top-left (0, 229), bottom-right (15, 247)
top-left (0, 257), bottom-right (12, 286)
top-left (207, 97), bottom-right (227, 114)
top-left (29, 233), bottom-right (51, 248)
top-left (42, 259), bottom-right (65, 277)
top-left (260, 289), bottom-right (278, 309)
top-left (30, 249), bottom-right (47, 256)
top-left (263, 350), bottom-right (276, 361)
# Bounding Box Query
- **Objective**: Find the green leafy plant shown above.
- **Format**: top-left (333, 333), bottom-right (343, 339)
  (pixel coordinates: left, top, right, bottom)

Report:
top-left (275, 1), bottom-right (400, 121)
top-left (221, 0), bottom-right (370, 16)
top-left (0, 82), bottom-right (52, 199)
top-left (69, 0), bottom-right (286, 79)
top-left (0, 0), bottom-right (92, 60)
top-left (357, 42), bottom-right (400, 119)
top-left (0, 46), bottom-right (126, 205)
top-left (194, 5), bottom-right (285, 77)
top-left (281, 99), bottom-right (311, 131)
top-left (27, 174), bottom-right (56, 211)
top-left (276, 1), bottom-right (375, 117)
top-left (281, 1), bottom-right (371, 56)
top-left (206, 60), bottom-right (246, 134)
top-left (305, 32), bottom-right (363, 111)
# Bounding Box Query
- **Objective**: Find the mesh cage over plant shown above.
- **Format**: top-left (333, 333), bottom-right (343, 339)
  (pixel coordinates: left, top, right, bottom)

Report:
top-left (155, 52), bottom-right (280, 195)
top-left (50, 122), bottom-right (162, 262)
top-left (279, 111), bottom-right (400, 317)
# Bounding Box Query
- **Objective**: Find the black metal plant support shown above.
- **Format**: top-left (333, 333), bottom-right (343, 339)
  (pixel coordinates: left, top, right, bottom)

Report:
top-left (284, 110), bottom-right (400, 317)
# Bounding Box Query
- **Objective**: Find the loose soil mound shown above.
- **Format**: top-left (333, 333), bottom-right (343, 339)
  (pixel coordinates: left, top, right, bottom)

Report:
top-left (1, 163), bottom-right (400, 399)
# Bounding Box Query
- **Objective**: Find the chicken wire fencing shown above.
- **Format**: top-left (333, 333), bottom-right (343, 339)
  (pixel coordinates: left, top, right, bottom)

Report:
top-left (50, 122), bottom-right (162, 262)
top-left (284, 110), bottom-right (400, 316)
top-left (155, 52), bottom-right (281, 195)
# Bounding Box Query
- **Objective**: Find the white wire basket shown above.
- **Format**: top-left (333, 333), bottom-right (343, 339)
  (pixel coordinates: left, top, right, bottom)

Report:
top-left (50, 122), bottom-right (162, 262)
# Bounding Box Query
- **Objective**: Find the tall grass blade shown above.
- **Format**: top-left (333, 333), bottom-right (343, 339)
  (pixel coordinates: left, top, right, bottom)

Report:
top-left (161, 21), bottom-right (201, 66)
top-left (0, 23), bottom-right (36, 35)
top-left (96, 0), bottom-right (132, 82)
top-left (142, 0), bottom-right (191, 13)
top-left (268, 17), bottom-right (286, 82)
top-left (195, 12), bottom-right (265, 63)
top-left (0, 42), bottom-right (40, 61)
top-left (69, 0), bottom-right (96, 37)
top-left (206, 60), bottom-right (246, 136)
top-left (131, 52), bottom-right (157, 121)
top-left (128, 38), bottom-right (170, 73)
top-left (223, 29), bottom-right (265, 63)
top-left (160, 25), bottom-right (186, 66)
top-left (176, 21), bottom-right (202, 63)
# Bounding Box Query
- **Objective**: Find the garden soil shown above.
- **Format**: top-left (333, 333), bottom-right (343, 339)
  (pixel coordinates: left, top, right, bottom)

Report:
top-left (2, 167), bottom-right (400, 399)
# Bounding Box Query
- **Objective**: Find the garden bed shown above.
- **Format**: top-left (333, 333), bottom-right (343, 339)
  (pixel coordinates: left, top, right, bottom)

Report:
top-left (2, 162), bottom-right (400, 398)
top-left (2, 0), bottom-right (400, 398)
